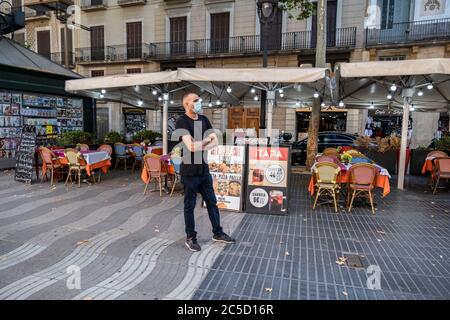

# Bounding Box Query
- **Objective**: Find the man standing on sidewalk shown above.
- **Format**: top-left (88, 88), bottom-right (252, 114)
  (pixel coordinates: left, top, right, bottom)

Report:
top-left (175, 93), bottom-right (236, 252)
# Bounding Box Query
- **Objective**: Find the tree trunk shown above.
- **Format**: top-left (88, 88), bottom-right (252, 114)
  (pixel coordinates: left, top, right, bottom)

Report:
top-left (306, 0), bottom-right (327, 168)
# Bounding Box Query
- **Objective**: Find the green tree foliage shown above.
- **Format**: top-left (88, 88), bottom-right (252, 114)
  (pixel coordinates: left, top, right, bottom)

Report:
top-left (279, 0), bottom-right (314, 20)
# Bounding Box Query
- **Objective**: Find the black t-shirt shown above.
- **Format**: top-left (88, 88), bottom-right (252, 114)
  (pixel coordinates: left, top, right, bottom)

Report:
top-left (175, 114), bottom-right (213, 176)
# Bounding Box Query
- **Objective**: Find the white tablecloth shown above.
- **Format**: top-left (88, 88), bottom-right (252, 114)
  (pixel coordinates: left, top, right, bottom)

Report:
top-left (83, 151), bottom-right (110, 164)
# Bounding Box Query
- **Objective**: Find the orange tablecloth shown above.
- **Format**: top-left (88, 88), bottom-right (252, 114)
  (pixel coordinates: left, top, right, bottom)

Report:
top-left (421, 159), bottom-right (433, 174)
top-left (59, 158), bottom-right (111, 176)
top-left (308, 171), bottom-right (391, 197)
top-left (140, 163), bottom-right (174, 184)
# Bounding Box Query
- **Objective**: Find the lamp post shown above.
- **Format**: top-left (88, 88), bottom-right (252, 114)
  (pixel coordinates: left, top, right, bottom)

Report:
top-left (257, 0), bottom-right (279, 133)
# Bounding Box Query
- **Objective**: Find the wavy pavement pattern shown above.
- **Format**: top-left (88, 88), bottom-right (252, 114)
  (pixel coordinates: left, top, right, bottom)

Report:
top-left (72, 210), bottom-right (188, 300)
top-left (0, 187), bottom-right (150, 271)
top-left (73, 213), bottom-right (240, 300)
top-left (163, 214), bottom-right (243, 300)
top-left (0, 183), bottom-right (136, 239)
top-left (0, 187), bottom-right (91, 219)
top-left (0, 197), bottom-right (181, 300)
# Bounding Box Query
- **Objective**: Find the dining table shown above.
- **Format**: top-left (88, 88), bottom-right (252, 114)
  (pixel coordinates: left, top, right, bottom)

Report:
top-left (421, 156), bottom-right (437, 174)
top-left (307, 162), bottom-right (391, 197)
top-left (52, 149), bottom-right (112, 177)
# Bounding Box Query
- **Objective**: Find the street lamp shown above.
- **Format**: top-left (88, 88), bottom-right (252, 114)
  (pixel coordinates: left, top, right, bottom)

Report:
top-left (257, 0), bottom-right (279, 131)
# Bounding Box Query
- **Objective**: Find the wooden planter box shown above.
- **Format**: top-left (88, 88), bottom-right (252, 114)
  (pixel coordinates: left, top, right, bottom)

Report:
top-left (370, 150), bottom-right (398, 174)
top-left (410, 149), bottom-right (431, 176)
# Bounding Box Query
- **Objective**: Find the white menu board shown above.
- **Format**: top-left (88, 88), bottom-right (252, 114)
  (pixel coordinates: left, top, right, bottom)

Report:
top-left (207, 145), bottom-right (245, 212)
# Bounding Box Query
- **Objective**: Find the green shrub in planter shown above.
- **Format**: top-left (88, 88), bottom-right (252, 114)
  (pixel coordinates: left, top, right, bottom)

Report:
top-left (103, 131), bottom-right (123, 144)
top-left (132, 130), bottom-right (162, 144)
top-left (57, 131), bottom-right (93, 147)
top-left (435, 135), bottom-right (450, 153)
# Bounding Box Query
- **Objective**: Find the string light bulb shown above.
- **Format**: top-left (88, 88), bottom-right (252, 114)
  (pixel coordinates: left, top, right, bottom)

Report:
top-left (152, 89), bottom-right (157, 95)
top-left (251, 88), bottom-right (256, 94)
top-left (137, 100), bottom-right (143, 106)
top-left (313, 90), bottom-right (319, 98)
top-left (101, 89), bottom-right (106, 94)
top-left (390, 83), bottom-right (397, 91)
top-left (418, 89), bottom-right (423, 96)
top-left (427, 83), bottom-right (433, 90)
top-left (339, 100), bottom-right (345, 107)
top-left (387, 94), bottom-right (392, 99)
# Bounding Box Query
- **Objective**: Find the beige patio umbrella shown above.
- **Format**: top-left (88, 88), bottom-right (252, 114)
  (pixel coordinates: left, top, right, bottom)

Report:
top-left (338, 58), bottom-right (450, 190)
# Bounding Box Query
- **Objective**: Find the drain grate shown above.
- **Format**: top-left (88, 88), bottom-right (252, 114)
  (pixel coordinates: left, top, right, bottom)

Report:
top-left (344, 254), bottom-right (365, 269)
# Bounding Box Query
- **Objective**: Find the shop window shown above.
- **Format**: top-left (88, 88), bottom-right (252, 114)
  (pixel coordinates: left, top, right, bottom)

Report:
top-left (91, 70), bottom-right (104, 77)
top-left (379, 56), bottom-right (405, 61)
top-left (126, 68), bottom-right (142, 74)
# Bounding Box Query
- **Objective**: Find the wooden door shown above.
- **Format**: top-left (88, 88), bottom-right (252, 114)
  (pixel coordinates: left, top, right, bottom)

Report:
top-left (261, 9), bottom-right (282, 51)
top-left (170, 17), bottom-right (187, 55)
top-left (210, 12), bottom-right (229, 53)
top-left (90, 26), bottom-right (104, 60)
top-left (228, 107), bottom-right (260, 135)
top-left (60, 27), bottom-right (73, 65)
top-left (311, 0), bottom-right (337, 48)
top-left (126, 21), bottom-right (142, 59)
top-left (37, 30), bottom-right (51, 59)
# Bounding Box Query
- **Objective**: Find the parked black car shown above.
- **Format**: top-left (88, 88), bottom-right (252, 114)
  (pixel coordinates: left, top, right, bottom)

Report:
top-left (291, 131), bottom-right (357, 165)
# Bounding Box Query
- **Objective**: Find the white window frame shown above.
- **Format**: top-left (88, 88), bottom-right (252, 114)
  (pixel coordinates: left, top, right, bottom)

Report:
top-left (123, 18), bottom-right (145, 49)
top-left (205, 2), bottom-right (235, 40)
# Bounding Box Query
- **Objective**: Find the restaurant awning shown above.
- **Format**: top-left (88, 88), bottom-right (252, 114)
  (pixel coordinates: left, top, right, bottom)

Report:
top-left (338, 58), bottom-right (450, 190)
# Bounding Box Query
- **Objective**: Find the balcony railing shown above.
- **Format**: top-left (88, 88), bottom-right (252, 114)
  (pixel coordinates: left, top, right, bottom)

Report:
top-left (81, 0), bottom-right (107, 10)
top-left (75, 44), bottom-right (151, 63)
top-left (51, 52), bottom-right (75, 67)
top-left (117, 0), bottom-right (146, 6)
top-left (366, 18), bottom-right (450, 47)
top-left (73, 28), bottom-right (356, 64)
top-left (148, 27), bottom-right (356, 60)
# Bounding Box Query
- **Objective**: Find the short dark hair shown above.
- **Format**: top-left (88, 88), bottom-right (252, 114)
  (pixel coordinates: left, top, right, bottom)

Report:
top-left (182, 92), bottom-right (196, 106)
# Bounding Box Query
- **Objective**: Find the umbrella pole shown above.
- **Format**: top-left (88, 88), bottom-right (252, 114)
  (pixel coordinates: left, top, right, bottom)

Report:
top-left (397, 95), bottom-right (410, 190)
top-left (267, 90), bottom-right (275, 142)
top-left (163, 98), bottom-right (169, 155)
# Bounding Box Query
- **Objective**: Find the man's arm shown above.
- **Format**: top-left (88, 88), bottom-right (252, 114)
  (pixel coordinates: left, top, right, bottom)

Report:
top-left (181, 134), bottom-right (215, 152)
top-left (202, 132), bottom-right (219, 151)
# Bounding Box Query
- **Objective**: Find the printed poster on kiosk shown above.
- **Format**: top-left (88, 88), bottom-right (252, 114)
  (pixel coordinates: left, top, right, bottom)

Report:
top-left (207, 145), bottom-right (245, 212)
top-left (246, 146), bottom-right (290, 215)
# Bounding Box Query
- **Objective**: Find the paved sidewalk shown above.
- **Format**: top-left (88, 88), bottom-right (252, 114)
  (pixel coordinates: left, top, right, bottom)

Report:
top-left (0, 170), bottom-right (449, 300)
top-left (194, 175), bottom-right (450, 300)
top-left (0, 170), bottom-right (243, 300)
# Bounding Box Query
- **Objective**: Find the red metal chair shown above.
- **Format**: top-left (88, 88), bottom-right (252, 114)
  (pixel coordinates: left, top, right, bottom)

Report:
top-left (38, 147), bottom-right (63, 186)
top-left (97, 144), bottom-right (113, 156)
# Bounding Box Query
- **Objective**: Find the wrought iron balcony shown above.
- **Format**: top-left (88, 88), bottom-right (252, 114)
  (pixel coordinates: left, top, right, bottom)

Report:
top-left (50, 52), bottom-right (75, 68)
top-left (147, 27), bottom-right (356, 60)
top-left (117, 0), bottom-right (146, 7)
top-left (366, 18), bottom-right (450, 47)
top-left (75, 44), bottom-right (151, 63)
top-left (81, 0), bottom-right (107, 11)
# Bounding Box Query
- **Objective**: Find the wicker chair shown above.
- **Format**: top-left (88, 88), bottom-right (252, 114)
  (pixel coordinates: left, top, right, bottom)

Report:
top-left (114, 143), bottom-right (131, 170)
top-left (97, 144), bottom-right (113, 156)
top-left (169, 156), bottom-right (182, 197)
top-left (38, 147), bottom-right (63, 186)
top-left (64, 150), bottom-right (87, 187)
top-left (317, 155), bottom-right (340, 164)
top-left (432, 157), bottom-right (450, 194)
top-left (131, 144), bottom-right (145, 173)
top-left (427, 150), bottom-right (448, 158)
top-left (143, 153), bottom-right (167, 196)
top-left (312, 162), bottom-right (341, 213)
top-left (322, 148), bottom-right (340, 158)
top-left (347, 163), bottom-right (378, 214)
top-left (78, 144), bottom-right (89, 152)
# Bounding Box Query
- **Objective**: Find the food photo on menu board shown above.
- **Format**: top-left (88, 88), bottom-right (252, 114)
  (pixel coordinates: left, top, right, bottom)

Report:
top-left (207, 145), bottom-right (245, 212)
top-left (246, 146), bottom-right (290, 215)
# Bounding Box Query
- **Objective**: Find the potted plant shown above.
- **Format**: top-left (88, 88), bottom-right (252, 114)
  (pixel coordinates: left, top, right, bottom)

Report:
top-left (435, 135), bottom-right (450, 154)
top-left (103, 131), bottom-right (123, 145)
top-left (132, 130), bottom-right (162, 145)
top-left (57, 131), bottom-right (93, 148)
